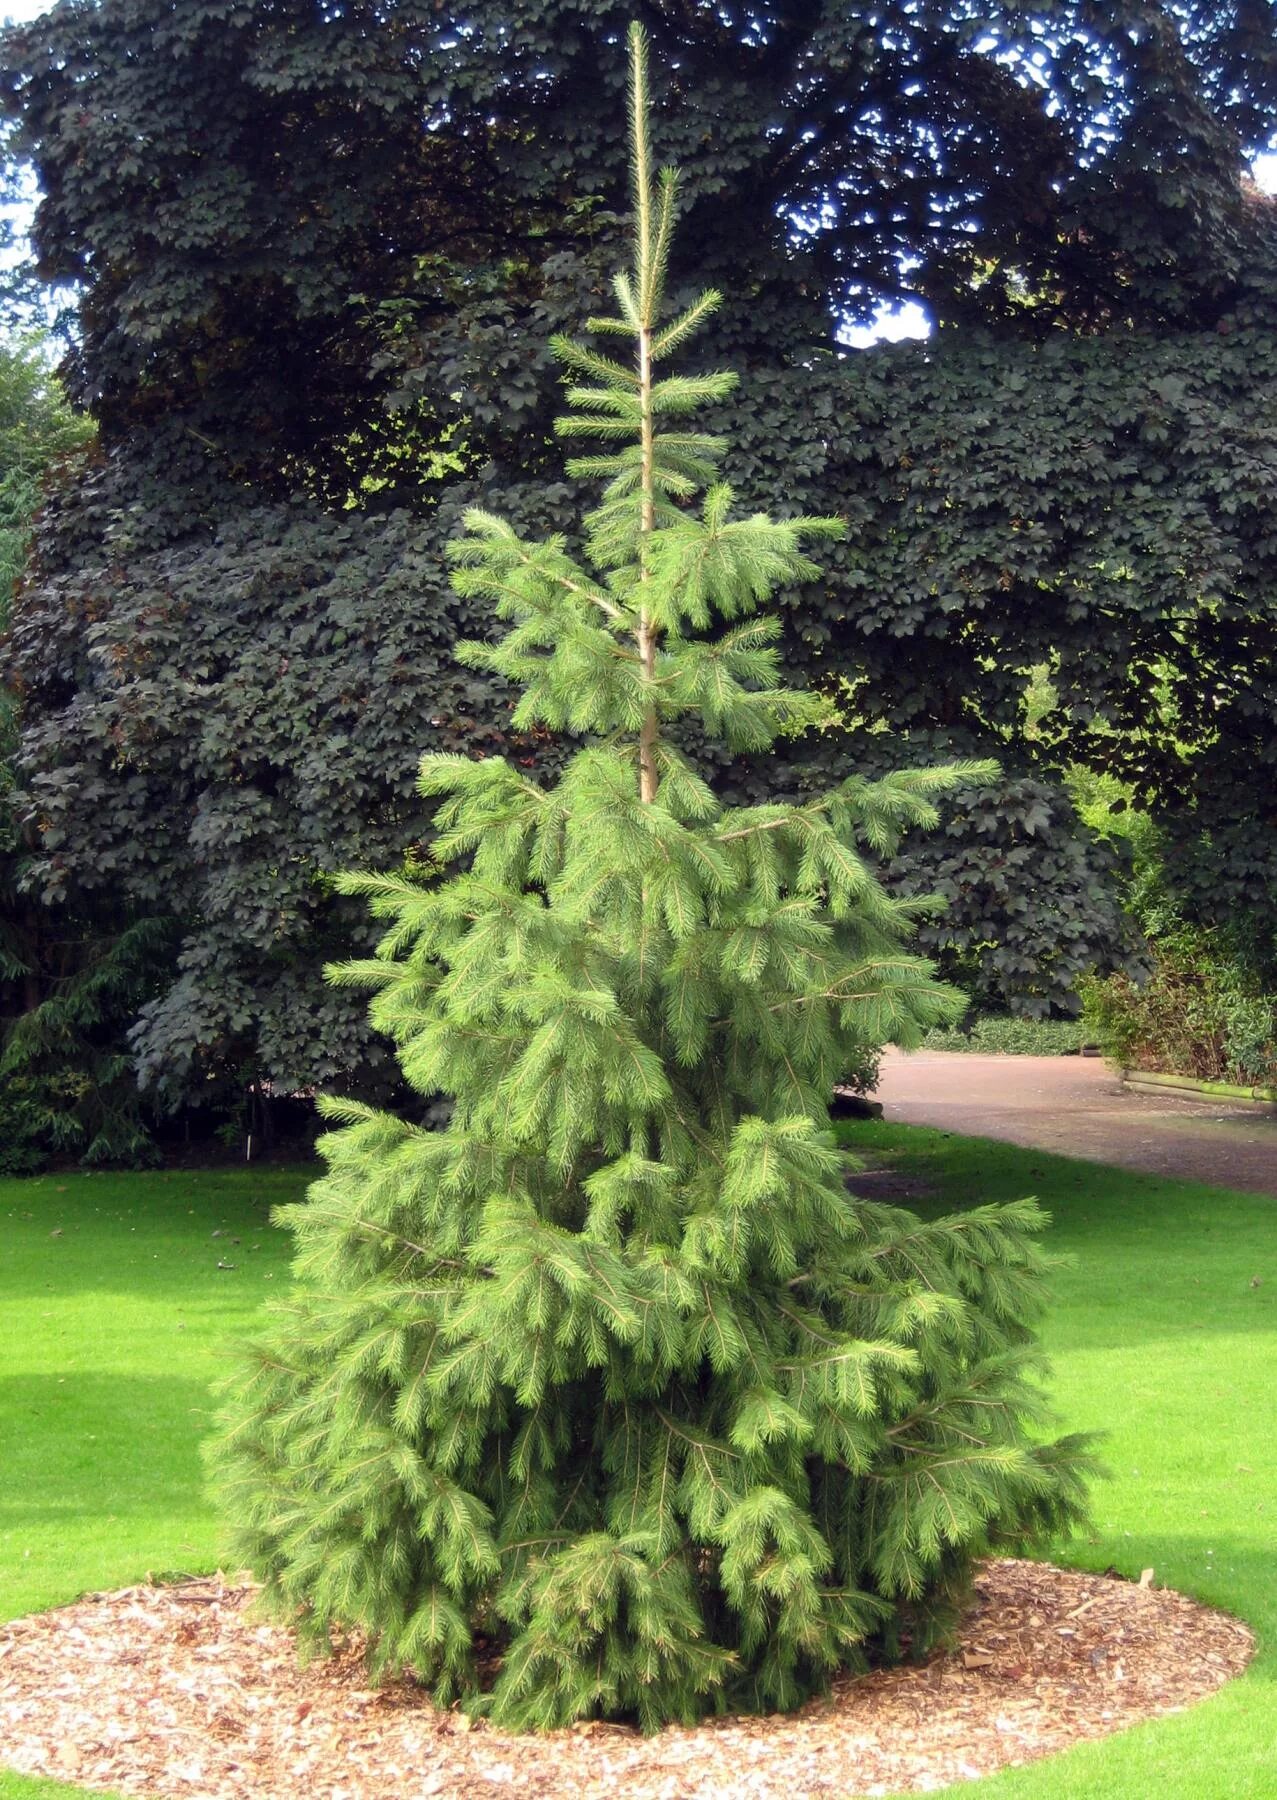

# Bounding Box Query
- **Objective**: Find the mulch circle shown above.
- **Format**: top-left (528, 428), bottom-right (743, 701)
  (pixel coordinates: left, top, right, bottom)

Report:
top-left (0, 1559), bottom-right (1253, 1799)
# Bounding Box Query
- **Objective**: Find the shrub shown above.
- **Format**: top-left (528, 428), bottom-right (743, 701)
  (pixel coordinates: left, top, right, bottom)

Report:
top-left (1082, 931), bottom-right (1276, 1086)
top-left (0, 1074), bottom-right (49, 1174)
top-left (921, 1017), bottom-right (1087, 1056)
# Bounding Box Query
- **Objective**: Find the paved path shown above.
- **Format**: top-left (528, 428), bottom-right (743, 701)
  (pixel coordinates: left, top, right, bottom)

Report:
top-left (872, 1051), bottom-right (1277, 1198)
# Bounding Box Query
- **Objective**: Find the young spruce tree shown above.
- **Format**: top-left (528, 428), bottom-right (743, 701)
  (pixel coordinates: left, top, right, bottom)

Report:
top-left (213, 27), bottom-right (1097, 1731)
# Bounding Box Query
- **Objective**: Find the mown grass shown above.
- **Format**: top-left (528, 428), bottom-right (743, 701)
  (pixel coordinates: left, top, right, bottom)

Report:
top-left (1, 1128), bottom-right (1273, 1798)
top-left (844, 1124), bottom-right (1277, 1800)
top-left (0, 1164), bottom-right (298, 1800)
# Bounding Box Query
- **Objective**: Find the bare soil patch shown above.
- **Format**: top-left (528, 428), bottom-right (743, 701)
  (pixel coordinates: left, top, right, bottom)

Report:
top-left (0, 1560), bottom-right (1251, 1800)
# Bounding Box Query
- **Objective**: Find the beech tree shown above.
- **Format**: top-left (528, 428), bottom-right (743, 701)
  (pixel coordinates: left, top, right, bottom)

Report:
top-left (212, 30), bottom-right (1095, 1727)
top-left (2, 0), bottom-right (1275, 1100)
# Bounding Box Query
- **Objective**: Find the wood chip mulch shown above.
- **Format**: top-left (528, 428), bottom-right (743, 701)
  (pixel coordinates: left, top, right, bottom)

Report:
top-left (0, 1559), bottom-right (1253, 1799)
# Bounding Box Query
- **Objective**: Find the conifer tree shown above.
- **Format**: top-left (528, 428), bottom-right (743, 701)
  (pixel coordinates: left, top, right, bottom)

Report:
top-left (212, 26), bottom-right (1097, 1730)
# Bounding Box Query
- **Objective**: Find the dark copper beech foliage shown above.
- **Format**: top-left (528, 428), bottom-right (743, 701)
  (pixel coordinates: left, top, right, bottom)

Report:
top-left (2, 0), bottom-right (1276, 1100)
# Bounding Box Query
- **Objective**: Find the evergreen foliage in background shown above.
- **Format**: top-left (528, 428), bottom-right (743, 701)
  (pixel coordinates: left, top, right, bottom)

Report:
top-left (213, 33), bottom-right (1096, 1727)
top-left (0, 338), bottom-right (157, 1173)
top-left (0, 914), bottom-right (175, 1173)
top-left (2, 4), bottom-right (1275, 1103)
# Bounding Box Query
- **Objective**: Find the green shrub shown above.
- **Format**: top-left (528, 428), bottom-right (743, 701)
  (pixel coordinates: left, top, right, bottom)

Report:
top-left (838, 1041), bottom-right (884, 1093)
top-left (0, 1073), bottom-right (49, 1174)
top-left (921, 1017), bottom-right (1087, 1056)
top-left (1082, 932), bottom-right (1276, 1086)
top-left (1224, 995), bottom-right (1277, 1086)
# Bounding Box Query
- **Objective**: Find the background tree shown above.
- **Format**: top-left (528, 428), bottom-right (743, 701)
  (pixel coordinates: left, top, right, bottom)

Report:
top-left (214, 34), bottom-right (1095, 1724)
top-left (0, 334), bottom-right (143, 1172)
top-left (0, 335), bottom-right (87, 592)
top-left (1, 0), bottom-right (1275, 1107)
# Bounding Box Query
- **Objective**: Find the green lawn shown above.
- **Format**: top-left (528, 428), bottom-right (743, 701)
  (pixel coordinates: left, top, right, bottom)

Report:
top-left (0, 1163), bottom-right (299, 1800)
top-left (1, 1130), bottom-right (1273, 1798)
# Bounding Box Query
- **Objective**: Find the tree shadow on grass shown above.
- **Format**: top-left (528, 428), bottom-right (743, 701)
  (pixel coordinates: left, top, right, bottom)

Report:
top-left (841, 1128), bottom-right (1277, 1346)
top-left (0, 1166), bottom-right (304, 1304)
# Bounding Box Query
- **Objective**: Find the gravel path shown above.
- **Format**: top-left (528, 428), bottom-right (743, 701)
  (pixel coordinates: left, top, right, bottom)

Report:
top-left (872, 1051), bottom-right (1277, 1197)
